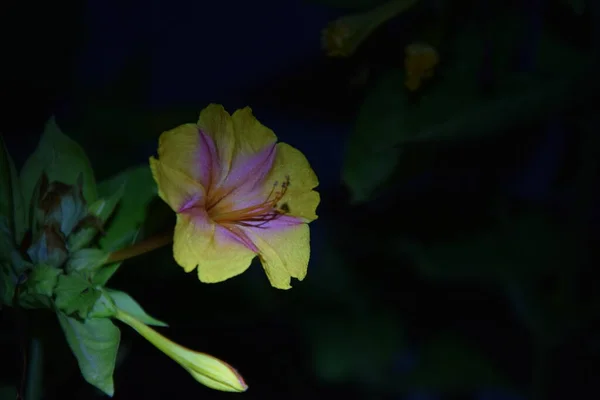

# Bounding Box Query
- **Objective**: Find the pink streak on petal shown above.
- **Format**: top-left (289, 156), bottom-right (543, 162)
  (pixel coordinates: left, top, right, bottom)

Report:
top-left (177, 192), bottom-right (205, 213)
top-left (181, 206), bottom-right (213, 229)
top-left (215, 144), bottom-right (277, 208)
top-left (235, 215), bottom-right (303, 252)
top-left (217, 224), bottom-right (260, 253)
top-left (237, 214), bottom-right (304, 237)
top-left (229, 145), bottom-right (276, 191)
top-left (216, 215), bottom-right (303, 254)
top-left (182, 205), bottom-right (260, 253)
top-left (197, 129), bottom-right (219, 189)
top-left (257, 214), bottom-right (304, 231)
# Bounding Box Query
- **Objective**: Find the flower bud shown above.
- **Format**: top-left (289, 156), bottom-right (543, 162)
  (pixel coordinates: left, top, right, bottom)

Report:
top-left (27, 224), bottom-right (68, 267)
top-left (116, 309), bottom-right (248, 392)
top-left (38, 174), bottom-right (88, 237)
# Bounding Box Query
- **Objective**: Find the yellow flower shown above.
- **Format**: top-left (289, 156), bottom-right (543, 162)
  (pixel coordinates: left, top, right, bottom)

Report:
top-left (149, 104), bottom-right (320, 289)
top-left (404, 42), bottom-right (439, 91)
top-left (115, 309), bottom-right (247, 392)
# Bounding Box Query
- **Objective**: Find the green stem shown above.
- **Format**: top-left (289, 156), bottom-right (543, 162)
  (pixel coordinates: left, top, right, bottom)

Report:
top-left (114, 309), bottom-right (172, 351)
top-left (24, 337), bottom-right (43, 400)
top-left (105, 230), bottom-right (173, 264)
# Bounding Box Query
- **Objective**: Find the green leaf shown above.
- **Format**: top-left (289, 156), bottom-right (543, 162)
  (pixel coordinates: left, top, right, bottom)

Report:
top-left (23, 264), bottom-right (61, 297)
top-left (92, 262), bottom-right (125, 287)
top-left (0, 263), bottom-right (17, 307)
top-left (88, 290), bottom-right (118, 318)
top-left (343, 69), bottom-right (404, 203)
top-left (68, 184), bottom-right (125, 251)
top-left (88, 166), bottom-right (156, 286)
top-left (390, 23), bottom-right (589, 144)
top-left (341, 30), bottom-right (486, 202)
top-left (0, 216), bottom-right (14, 256)
top-left (404, 332), bottom-right (510, 393)
top-left (397, 49), bottom-right (586, 146)
top-left (27, 173), bottom-right (47, 235)
top-left (18, 264), bottom-right (62, 309)
top-left (57, 313), bottom-right (120, 397)
top-left (106, 289), bottom-right (168, 327)
top-left (0, 136), bottom-right (26, 242)
top-left (54, 273), bottom-right (101, 318)
top-left (20, 117), bottom-right (97, 225)
top-left (342, 23), bottom-right (590, 203)
top-left (398, 76), bottom-right (578, 144)
top-left (65, 248), bottom-right (109, 278)
top-left (98, 165), bottom-right (156, 252)
top-left (0, 216), bottom-right (26, 271)
top-left (0, 217), bottom-right (31, 306)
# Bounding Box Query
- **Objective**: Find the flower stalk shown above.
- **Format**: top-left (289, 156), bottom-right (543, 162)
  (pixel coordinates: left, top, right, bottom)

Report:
top-left (105, 231), bottom-right (173, 264)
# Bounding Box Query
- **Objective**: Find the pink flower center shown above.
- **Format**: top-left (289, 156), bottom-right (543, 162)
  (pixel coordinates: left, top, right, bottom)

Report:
top-left (207, 176), bottom-right (290, 229)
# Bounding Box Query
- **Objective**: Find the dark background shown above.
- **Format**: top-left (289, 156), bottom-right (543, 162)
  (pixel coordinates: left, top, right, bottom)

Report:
top-left (1, 0), bottom-right (599, 399)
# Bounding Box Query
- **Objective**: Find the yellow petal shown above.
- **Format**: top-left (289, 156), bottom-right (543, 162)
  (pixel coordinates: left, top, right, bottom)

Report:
top-left (115, 310), bottom-right (248, 392)
top-left (173, 211), bottom-right (257, 282)
top-left (172, 211), bottom-right (214, 273)
top-left (149, 157), bottom-right (205, 212)
top-left (197, 104), bottom-right (235, 178)
top-left (231, 107), bottom-right (277, 154)
top-left (265, 142), bottom-right (320, 222)
top-left (197, 105), bottom-right (277, 186)
top-left (157, 123), bottom-right (204, 182)
top-left (245, 222), bottom-right (310, 289)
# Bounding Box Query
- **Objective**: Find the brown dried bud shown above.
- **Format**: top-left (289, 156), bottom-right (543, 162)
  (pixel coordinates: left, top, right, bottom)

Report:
top-left (27, 224), bottom-right (68, 267)
top-left (37, 174), bottom-right (88, 238)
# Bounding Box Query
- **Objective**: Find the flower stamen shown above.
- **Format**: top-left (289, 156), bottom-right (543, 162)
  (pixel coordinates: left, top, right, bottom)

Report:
top-left (212, 176), bottom-right (290, 228)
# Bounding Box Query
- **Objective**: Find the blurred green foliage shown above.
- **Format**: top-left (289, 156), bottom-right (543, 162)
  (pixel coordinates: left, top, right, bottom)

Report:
top-left (406, 333), bottom-right (510, 393)
top-left (343, 17), bottom-right (591, 202)
top-left (316, 0), bottom-right (597, 396)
